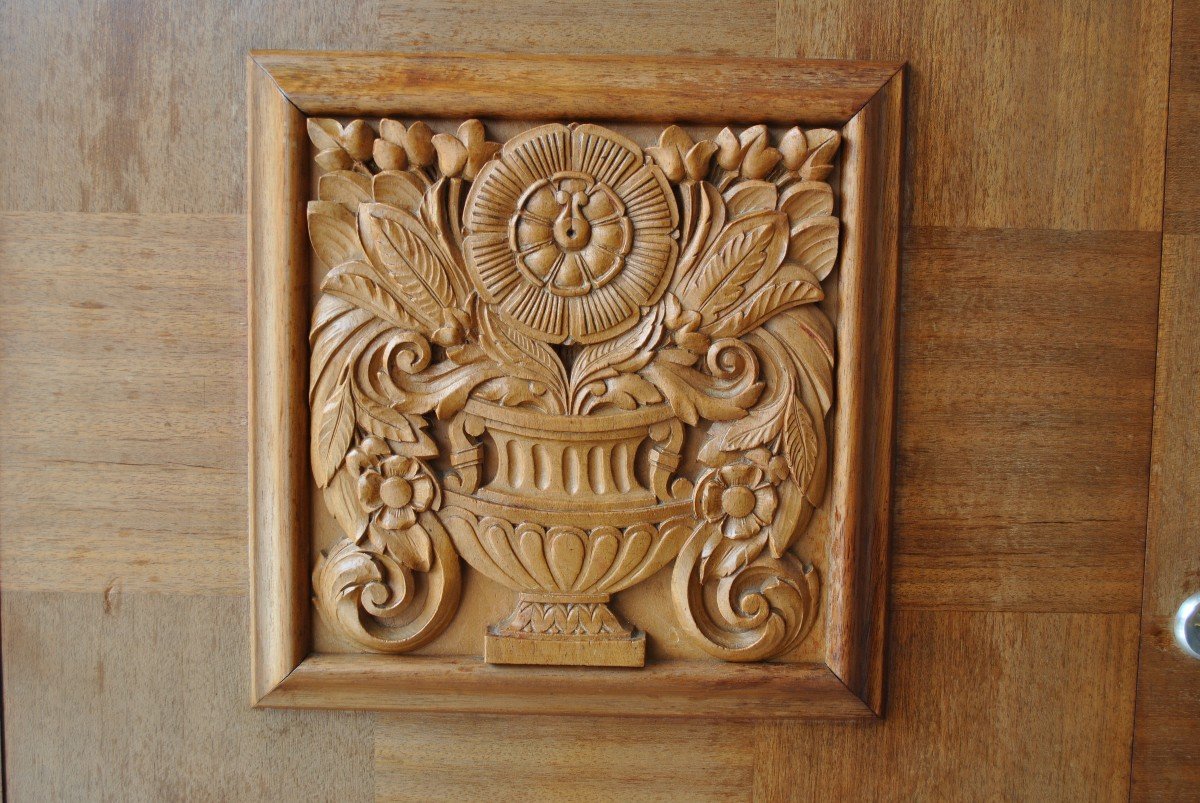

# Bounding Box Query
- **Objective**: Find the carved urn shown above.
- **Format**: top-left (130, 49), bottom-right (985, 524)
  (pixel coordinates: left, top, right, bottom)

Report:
top-left (441, 401), bottom-right (692, 665)
top-left (307, 119), bottom-right (837, 666)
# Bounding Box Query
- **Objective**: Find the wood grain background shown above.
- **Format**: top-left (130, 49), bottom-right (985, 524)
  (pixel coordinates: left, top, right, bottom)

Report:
top-left (1, 0), bottom-right (1194, 800)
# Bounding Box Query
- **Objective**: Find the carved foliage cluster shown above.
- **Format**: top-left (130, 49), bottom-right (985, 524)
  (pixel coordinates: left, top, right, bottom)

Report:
top-left (307, 116), bottom-right (839, 662)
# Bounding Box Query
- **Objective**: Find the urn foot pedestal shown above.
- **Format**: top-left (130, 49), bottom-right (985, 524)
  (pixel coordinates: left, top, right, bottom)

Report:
top-left (483, 594), bottom-right (646, 667)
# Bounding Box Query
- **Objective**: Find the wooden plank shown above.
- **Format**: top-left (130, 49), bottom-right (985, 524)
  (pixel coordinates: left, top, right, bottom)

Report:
top-left (1129, 10), bottom-right (1200, 793)
top-left (253, 51), bottom-right (902, 125)
top-left (375, 713), bottom-right (754, 802)
top-left (0, 212), bottom-right (246, 595)
top-left (892, 227), bottom-right (1159, 612)
top-left (0, 591), bottom-right (375, 801)
top-left (827, 71), bottom-right (903, 712)
top-left (1162, 0), bottom-right (1200, 235)
top-left (778, 0), bottom-right (1172, 231)
top-left (248, 59), bottom-right (310, 702)
top-left (754, 610), bottom-right (1140, 800)
top-left (0, 0), bottom-right (386, 214)
top-left (377, 0), bottom-right (777, 58)
top-left (261, 655), bottom-right (873, 719)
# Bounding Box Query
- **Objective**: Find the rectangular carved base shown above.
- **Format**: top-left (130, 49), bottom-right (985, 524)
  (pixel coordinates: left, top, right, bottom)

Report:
top-left (484, 630), bottom-right (647, 667)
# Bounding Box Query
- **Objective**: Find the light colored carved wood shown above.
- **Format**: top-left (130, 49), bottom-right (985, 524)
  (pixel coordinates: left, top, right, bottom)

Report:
top-left (304, 116), bottom-right (844, 667)
top-left (259, 653), bottom-right (872, 717)
top-left (247, 50), bottom-right (901, 711)
top-left (248, 60), bottom-right (311, 700)
top-left (253, 51), bottom-right (901, 125)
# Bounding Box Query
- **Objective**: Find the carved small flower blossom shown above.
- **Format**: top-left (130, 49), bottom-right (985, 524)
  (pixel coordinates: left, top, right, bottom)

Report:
top-left (646, 125), bottom-right (719, 183)
top-left (308, 118), bottom-right (376, 173)
top-left (431, 119), bottom-right (502, 181)
top-left (696, 456), bottom-right (780, 540)
top-left (715, 125), bottom-right (783, 180)
top-left (348, 437), bottom-right (440, 531)
top-left (372, 119), bottom-right (436, 172)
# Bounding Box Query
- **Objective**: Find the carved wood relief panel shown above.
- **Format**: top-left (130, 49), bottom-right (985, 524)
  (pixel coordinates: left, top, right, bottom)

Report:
top-left (249, 51), bottom-right (901, 717)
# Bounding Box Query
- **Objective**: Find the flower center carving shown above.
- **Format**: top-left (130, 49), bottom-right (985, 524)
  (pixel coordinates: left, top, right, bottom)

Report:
top-left (510, 172), bottom-right (633, 298)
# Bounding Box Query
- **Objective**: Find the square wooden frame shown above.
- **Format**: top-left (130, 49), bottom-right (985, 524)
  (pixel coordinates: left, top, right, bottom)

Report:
top-left (249, 51), bottom-right (903, 718)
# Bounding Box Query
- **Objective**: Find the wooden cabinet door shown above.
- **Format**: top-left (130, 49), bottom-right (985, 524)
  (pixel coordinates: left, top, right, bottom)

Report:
top-left (1, 1), bottom-right (1195, 800)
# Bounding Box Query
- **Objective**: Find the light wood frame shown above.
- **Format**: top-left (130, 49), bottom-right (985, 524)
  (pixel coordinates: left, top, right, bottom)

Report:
top-left (249, 51), bottom-right (903, 718)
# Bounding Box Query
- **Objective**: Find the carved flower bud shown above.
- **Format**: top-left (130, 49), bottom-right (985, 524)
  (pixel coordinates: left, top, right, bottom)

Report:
top-left (456, 119), bottom-right (502, 181)
top-left (373, 138), bottom-right (407, 171)
top-left (663, 293), bottom-right (710, 352)
top-left (683, 140), bottom-right (719, 182)
top-left (432, 133), bottom-right (469, 177)
top-left (432, 307), bottom-right (469, 347)
top-left (737, 125), bottom-right (782, 180)
top-left (340, 120), bottom-right (376, 162)
top-left (404, 121), bottom-right (437, 169)
top-left (715, 127), bottom-right (742, 171)
top-left (647, 125), bottom-right (691, 183)
top-left (779, 126), bottom-right (808, 172)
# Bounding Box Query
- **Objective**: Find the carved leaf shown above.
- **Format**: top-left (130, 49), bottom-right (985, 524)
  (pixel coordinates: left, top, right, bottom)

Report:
top-left (674, 181), bottom-right (726, 291)
top-left (379, 524), bottom-right (433, 573)
top-left (568, 306), bottom-right (664, 411)
top-left (782, 397), bottom-right (819, 491)
top-left (716, 373), bottom-right (791, 453)
top-left (372, 171), bottom-right (425, 210)
top-left (778, 181), bottom-right (833, 225)
top-left (763, 307), bottom-right (835, 406)
top-left (476, 302), bottom-right (568, 413)
top-left (700, 532), bottom-right (767, 583)
top-left (419, 178), bottom-right (469, 302)
top-left (321, 260), bottom-right (424, 332)
top-left (723, 180), bottom-right (778, 218)
top-left (353, 389), bottom-right (417, 442)
top-left (579, 373), bottom-right (665, 414)
top-left (787, 216), bottom-right (840, 281)
top-left (359, 202), bottom-right (456, 331)
top-left (307, 118), bottom-right (343, 151)
top-left (325, 465), bottom-right (367, 541)
top-left (704, 267), bottom-right (823, 338)
top-left (308, 201), bottom-right (365, 269)
top-left (318, 170), bottom-right (372, 209)
top-left (681, 211), bottom-right (788, 319)
top-left (800, 129), bottom-right (841, 182)
top-left (312, 363), bottom-right (355, 488)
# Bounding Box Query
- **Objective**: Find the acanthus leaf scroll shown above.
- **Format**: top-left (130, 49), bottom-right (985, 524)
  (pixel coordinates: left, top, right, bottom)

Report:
top-left (306, 117), bottom-right (839, 667)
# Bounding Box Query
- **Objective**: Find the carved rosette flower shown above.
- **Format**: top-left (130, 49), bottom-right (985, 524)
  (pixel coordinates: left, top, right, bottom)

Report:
top-left (463, 124), bottom-right (679, 344)
top-left (346, 436), bottom-right (442, 570)
top-left (351, 438), bottom-right (440, 529)
top-left (695, 459), bottom-right (780, 540)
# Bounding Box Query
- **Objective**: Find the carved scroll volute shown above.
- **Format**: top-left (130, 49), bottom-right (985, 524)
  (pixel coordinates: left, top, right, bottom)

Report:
top-left (304, 117), bottom-right (840, 664)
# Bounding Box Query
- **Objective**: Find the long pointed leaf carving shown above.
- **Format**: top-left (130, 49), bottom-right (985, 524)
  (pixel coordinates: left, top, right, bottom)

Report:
top-left (321, 260), bottom-right (424, 332)
top-left (678, 210), bottom-right (788, 320)
top-left (358, 202), bottom-right (458, 332)
top-left (312, 362), bottom-right (355, 487)
top-left (703, 265), bottom-right (823, 338)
